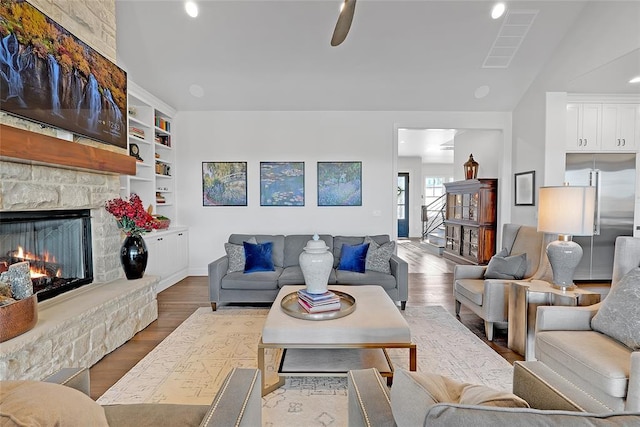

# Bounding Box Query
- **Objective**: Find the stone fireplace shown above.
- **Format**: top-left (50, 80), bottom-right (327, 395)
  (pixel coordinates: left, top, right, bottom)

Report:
top-left (0, 159), bottom-right (123, 284)
top-left (0, 159), bottom-right (159, 381)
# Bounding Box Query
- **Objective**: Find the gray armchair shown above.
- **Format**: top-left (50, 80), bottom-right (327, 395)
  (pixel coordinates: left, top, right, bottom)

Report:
top-left (515, 236), bottom-right (640, 413)
top-left (348, 368), bottom-right (639, 426)
top-left (454, 224), bottom-right (553, 340)
top-left (0, 367), bottom-right (262, 426)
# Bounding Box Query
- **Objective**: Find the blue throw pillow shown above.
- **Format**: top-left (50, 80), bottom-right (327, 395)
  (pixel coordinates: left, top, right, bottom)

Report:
top-left (337, 243), bottom-right (370, 273)
top-left (243, 241), bottom-right (275, 273)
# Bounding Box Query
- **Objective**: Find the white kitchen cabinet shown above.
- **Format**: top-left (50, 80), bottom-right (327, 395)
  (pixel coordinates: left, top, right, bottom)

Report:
top-left (601, 104), bottom-right (638, 151)
top-left (566, 103), bottom-right (601, 151)
top-left (143, 227), bottom-right (189, 292)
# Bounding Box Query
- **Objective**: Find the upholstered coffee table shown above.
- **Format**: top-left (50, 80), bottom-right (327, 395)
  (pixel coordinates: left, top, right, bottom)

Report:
top-left (258, 285), bottom-right (416, 396)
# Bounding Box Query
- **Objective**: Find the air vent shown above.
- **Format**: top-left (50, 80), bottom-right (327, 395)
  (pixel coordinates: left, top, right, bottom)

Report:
top-left (483, 10), bottom-right (538, 69)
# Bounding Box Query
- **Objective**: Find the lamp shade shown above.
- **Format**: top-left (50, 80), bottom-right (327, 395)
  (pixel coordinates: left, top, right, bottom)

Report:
top-left (537, 186), bottom-right (596, 236)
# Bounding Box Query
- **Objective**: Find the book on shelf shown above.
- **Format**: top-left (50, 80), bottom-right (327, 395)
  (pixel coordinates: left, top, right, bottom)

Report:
top-left (129, 126), bottom-right (145, 139)
top-left (155, 134), bottom-right (171, 147)
top-left (155, 117), bottom-right (171, 132)
top-left (298, 297), bottom-right (341, 313)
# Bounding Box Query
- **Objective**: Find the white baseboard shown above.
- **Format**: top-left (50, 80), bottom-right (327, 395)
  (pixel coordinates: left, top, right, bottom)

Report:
top-left (189, 267), bottom-right (208, 276)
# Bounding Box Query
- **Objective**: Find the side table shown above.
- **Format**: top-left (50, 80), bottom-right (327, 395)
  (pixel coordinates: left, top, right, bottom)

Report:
top-left (507, 280), bottom-right (601, 360)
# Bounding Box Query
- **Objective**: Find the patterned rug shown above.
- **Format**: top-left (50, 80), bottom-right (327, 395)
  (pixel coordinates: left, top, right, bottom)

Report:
top-left (97, 305), bottom-right (513, 426)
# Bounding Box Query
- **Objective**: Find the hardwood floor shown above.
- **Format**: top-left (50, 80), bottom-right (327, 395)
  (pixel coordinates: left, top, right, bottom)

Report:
top-left (398, 239), bottom-right (523, 364)
top-left (88, 239), bottom-right (523, 399)
top-left (88, 278), bottom-right (210, 399)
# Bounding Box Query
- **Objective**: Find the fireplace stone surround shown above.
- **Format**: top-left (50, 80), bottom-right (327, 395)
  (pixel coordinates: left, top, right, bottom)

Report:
top-left (0, 276), bottom-right (158, 380)
top-left (0, 160), bottom-right (123, 283)
top-left (0, 0), bottom-right (158, 380)
top-left (0, 158), bottom-right (159, 380)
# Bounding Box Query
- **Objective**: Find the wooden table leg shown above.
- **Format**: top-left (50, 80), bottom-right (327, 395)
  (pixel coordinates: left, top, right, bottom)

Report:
top-left (409, 344), bottom-right (417, 371)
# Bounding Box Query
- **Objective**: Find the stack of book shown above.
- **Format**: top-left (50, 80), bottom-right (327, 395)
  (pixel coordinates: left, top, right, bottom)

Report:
top-left (129, 126), bottom-right (145, 139)
top-left (297, 289), bottom-right (341, 313)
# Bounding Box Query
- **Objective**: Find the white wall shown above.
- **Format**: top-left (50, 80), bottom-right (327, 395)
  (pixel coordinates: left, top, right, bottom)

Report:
top-left (177, 111), bottom-right (512, 275)
top-left (453, 130), bottom-right (502, 181)
top-left (511, 1), bottom-right (640, 227)
top-left (422, 163), bottom-right (454, 179)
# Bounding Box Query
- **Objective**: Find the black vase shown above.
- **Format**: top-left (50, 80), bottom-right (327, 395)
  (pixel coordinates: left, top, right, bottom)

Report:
top-left (120, 235), bottom-right (148, 280)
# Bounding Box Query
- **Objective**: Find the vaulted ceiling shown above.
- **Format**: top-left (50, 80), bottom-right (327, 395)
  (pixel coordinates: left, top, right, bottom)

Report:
top-left (115, 0), bottom-right (626, 112)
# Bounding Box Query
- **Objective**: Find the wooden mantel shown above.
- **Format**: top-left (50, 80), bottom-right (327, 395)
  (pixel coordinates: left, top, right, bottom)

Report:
top-left (0, 124), bottom-right (136, 175)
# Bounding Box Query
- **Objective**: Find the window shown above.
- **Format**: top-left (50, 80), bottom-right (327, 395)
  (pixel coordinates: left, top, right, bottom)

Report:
top-left (424, 176), bottom-right (452, 206)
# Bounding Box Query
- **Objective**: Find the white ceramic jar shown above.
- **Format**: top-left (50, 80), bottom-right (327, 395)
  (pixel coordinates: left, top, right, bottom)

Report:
top-left (299, 234), bottom-right (334, 294)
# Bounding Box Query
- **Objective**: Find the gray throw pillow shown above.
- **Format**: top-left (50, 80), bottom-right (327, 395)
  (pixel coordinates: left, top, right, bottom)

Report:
top-left (364, 236), bottom-right (395, 274)
top-left (484, 249), bottom-right (527, 280)
top-left (224, 237), bottom-right (257, 273)
top-left (591, 266), bottom-right (640, 350)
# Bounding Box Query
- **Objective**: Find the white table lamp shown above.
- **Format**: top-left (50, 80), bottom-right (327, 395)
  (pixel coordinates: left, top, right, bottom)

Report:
top-left (537, 185), bottom-right (596, 289)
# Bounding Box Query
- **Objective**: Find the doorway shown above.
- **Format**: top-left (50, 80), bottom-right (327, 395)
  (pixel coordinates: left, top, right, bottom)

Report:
top-left (397, 173), bottom-right (409, 238)
top-left (396, 127), bottom-right (506, 240)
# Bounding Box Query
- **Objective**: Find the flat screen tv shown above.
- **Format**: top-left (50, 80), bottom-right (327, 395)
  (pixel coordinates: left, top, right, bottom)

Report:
top-left (0, 0), bottom-right (127, 149)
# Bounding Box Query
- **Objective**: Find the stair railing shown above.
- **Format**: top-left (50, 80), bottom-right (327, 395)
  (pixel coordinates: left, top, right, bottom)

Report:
top-left (422, 195), bottom-right (447, 240)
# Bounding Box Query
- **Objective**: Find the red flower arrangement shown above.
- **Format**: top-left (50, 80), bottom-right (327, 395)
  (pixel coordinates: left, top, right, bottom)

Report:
top-left (105, 194), bottom-right (158, 236)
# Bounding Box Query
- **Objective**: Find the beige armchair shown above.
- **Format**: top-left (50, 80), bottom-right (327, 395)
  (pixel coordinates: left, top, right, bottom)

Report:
top-left (515, 236), bottom-right (640, 413)
top-left (454, 224), bottom-right (553, 340)
top-left (0, 367), bottom-right (262, 426)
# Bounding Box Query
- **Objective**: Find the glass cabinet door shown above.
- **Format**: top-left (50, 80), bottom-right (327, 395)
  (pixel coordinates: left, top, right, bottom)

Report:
top-left (454, 194), bottom-right (463, 219)
top-left (469, 192), bottom-right (479, 221)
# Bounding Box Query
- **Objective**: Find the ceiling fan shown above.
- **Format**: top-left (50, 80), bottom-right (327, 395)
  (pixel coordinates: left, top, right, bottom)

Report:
top-left (331, 0), bottom-right (357, 46)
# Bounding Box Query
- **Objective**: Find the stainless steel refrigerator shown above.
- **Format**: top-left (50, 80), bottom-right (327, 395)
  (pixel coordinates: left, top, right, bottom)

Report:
top-left (565, 153), bottom-right (636, 281)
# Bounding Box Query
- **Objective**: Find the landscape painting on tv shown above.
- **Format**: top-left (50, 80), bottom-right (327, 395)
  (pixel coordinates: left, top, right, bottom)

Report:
top-left (0, 0), bottom-right (127, 148)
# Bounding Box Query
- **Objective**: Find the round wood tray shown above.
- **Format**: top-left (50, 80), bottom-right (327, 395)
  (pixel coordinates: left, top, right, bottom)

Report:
top-left (281, 290), bottom-right (356, 321)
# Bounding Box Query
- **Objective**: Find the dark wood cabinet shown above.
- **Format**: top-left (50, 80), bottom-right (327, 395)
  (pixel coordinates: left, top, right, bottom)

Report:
top-left (443, 179), bottom-right (498, 265)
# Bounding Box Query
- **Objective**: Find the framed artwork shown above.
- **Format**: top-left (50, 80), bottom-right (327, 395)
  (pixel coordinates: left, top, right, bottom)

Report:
top-left (260, 162), bottom-right (305, 206)
top-left (202, 162), bottom-right (247, 206)
top-left (317, 161), bottom-right (362, 206)
top-left (514, 170), bottom-right (535, 206)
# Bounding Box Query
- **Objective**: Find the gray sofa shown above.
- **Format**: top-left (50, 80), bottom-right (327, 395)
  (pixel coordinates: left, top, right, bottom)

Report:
top-left (0, 367), bottom-right (262, 426)
top-left (208, 234), bottom-right (408, 310)
top-left (348, 368), bottom-right (640, 426)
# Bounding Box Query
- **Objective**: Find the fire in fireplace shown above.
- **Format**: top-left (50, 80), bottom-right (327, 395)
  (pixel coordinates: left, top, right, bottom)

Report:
top-left (0, 210), bottom-right (93, 301)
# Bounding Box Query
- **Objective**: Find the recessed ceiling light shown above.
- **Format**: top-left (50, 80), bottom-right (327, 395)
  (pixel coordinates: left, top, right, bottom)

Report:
top-left (185, 1), bottom-right (198, 18)
top-left (474, 85), bottom-right (490, 99)
top-left (491, 3), bottom-right (506, 19)
top-left (400, 140), bottom-right (406, 144)
top-left (630, 76), bottom-right (640, 84)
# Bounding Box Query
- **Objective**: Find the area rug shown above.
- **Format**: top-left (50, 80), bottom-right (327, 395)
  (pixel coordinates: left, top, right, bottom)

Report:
top-left (97, 305), bottom-right (513, 426)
